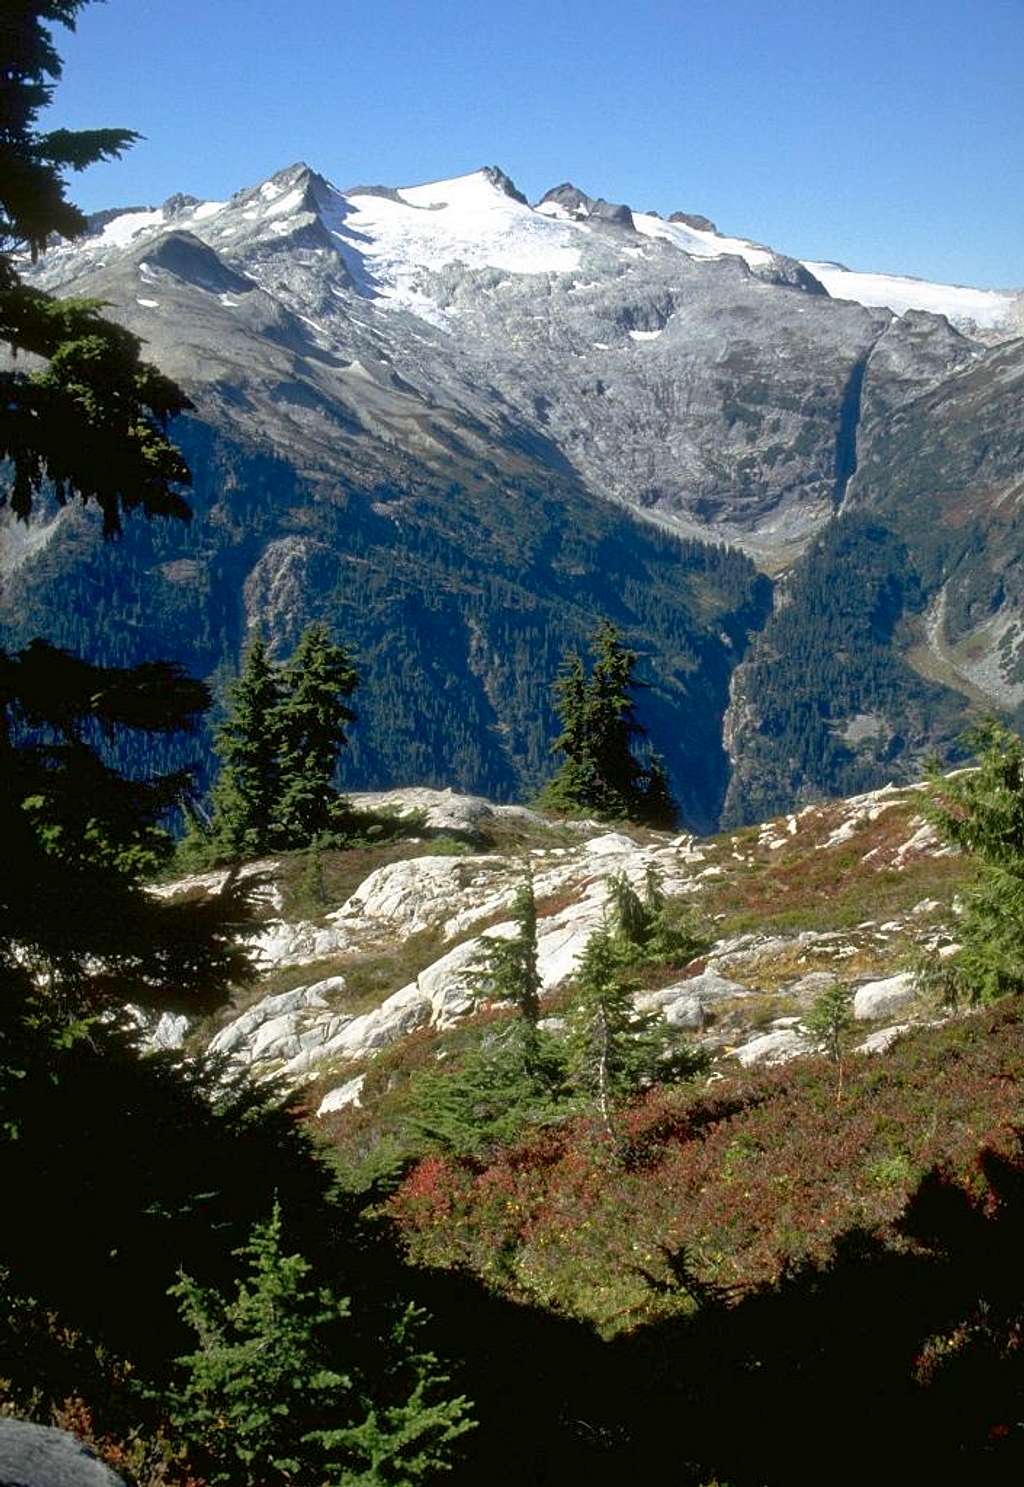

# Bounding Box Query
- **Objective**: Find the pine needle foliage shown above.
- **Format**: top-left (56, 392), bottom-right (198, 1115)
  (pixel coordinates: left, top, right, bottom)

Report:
top-left (606, 866), bottom-right (708, 968)
top-left (273, 622), bottom-right (359, 845)
top-left (564, 926), bottom-right (706, 1141)
top-left (473, 864), bottom-right (542, 1027)
top-left (919, 721), bottom-right (1024, 1004)
top-left (1, 1), bottom-right (193, 532)
top-left (803, 981), bottom-right (854, 1106)
top-left (406, 868), bottom-right (566, 1158)
top-left (540, 621), bottom-right (679, 827)
top-left (0, 639), bottom-right (257, 1016)
top-left (203, 623), bottom-right (359, 857)
top-left (207, 632), bottom-right (283, 858)
top-left (166, 1202), bottom-right (473, 1487)
top-left (404, 1021), bottom-right (569, 1162)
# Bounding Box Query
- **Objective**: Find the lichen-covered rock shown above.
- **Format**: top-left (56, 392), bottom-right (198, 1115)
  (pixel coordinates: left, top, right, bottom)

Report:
top-left (330, 854), bottom-right (508, 938)
top-left (253, 918), bottom-right (352, 969)
top-left (347, 787), bottom-right (551, 836)
top-left (634, 985), bottom-right (706, 1029)
top-left (208, 979), bottom-right (344, 1060)
top-left (856, 1023), bottom-right (911, 1055)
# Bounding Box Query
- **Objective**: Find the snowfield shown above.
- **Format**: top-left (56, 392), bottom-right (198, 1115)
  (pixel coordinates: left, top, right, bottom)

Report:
top-left (339, 171), bottom-right (585, 316)
top-left (35, 162), bottom-right (1021, 338)
top-left (801, 260), bottom-right (1016, 330)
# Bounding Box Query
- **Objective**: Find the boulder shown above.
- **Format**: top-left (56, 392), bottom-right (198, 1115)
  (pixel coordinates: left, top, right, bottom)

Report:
top-left (856, 1024), bottom-right (910, 1055)
top-left (331, 853), bottom-right (507, 937)
top-left (254, 918), bottom-right (351, 969)
top-left (681, 969), bottom-right (751, 1003)
top-left (317, 1074), bottom-right (366, 1116)
top-left (0, 1419), bottom-right (125, 1487)
top-left (346, 787), bottom-right (549, 836)
top-left (786, 971), bottom-right (838, 1002)
top-left (208, 979), bottom-right (341, 1059)
top-left (733, 1028), bottom-right (810, 1067)
top-left (275, 983), bottom-right (431, 1081)
top-left (853, 973), bottom-right (917, 1022)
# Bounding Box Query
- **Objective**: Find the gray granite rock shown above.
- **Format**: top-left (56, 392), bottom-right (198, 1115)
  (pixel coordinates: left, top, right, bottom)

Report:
top-left (0, 1420), bottom-right (124, 1487)
top-left (853, 973), bottom-right (917, 1022)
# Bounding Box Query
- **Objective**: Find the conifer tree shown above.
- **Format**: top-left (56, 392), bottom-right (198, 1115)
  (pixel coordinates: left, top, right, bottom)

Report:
top-left (919, 721), bottom-right (1024, 1004)
top-left (586, 620), bottom-right (647, 814)
top-left (565, 923), bottom-right (706, 1141)
top-left (208, 633), bottom-right (282, 857)
top-left (541, 621), bottom-right (679, 826)
top-left (637, 752), bottom-right (679, 830)
top-left (0, 640), bottom-right (256, 1016)
top-left (474, 864), bottom-right (542, 1029)
top-left (166, 1203), bottom-right (473, 1487)
top-left (564, 928), bottom-right (663, 1139)
top-left (1, 1), bottom-right (193, 533)
top-left (273, 624), bottom-right (359, 845)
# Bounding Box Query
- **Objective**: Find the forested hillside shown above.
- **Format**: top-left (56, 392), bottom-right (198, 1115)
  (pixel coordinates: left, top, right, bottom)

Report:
top-left (1, 421), bottom-right (770, 830)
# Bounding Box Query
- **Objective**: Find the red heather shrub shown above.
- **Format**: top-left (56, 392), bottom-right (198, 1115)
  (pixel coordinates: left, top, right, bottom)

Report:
top-left (388, 1005), bottom-right (1024, 1332)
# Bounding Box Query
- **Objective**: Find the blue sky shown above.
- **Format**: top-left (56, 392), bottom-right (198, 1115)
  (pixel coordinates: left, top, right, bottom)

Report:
top-left (47, 0), bottom-right (1023, 288)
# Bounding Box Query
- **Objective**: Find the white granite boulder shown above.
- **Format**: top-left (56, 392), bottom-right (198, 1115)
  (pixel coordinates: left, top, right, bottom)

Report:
top-left (733, 1028), bottom-right (811, 1067)
top-left (853, 973), bottom-right (916, 1021)
top-left (316, 1074), bottom-right (367, 1117)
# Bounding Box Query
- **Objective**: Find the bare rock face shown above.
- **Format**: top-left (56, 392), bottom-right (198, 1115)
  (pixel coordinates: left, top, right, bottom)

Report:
top-left (733, 1027), bottom-right (811, 1067)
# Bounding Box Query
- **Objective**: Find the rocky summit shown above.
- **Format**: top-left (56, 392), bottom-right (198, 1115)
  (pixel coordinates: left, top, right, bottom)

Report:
top-left (5, 164), bottom-right (1024, 825)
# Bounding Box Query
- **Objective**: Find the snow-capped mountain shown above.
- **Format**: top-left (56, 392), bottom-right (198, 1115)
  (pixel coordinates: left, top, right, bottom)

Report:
top-left (28, 160), bottom-right (1019, 563)
top-left (8, 162), bottom-right (1024, 827)
top-left (39, 163), bottom-right (1021, 337)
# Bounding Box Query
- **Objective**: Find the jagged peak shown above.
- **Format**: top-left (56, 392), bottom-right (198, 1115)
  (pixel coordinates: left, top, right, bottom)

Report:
top-left (537, 182), bottom-right (594, 217)
top-left (535, 183), bottom-right (634, 229)
top-left (479, 165), bottom-right (528, 205)
top-left (669, 210), bottom-right (719, 234)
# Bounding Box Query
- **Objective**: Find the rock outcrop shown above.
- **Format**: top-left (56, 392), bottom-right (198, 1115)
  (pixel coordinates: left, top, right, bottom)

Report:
top-left (166, 783), bottom-right (961, 1097)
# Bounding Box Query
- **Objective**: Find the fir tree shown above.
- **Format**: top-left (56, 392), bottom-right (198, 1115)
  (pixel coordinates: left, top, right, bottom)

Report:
top-left (605, 867), bottom-right (707, 969)
top-left (540, 621), bottom-right (680, 826)
top-left (803, 981), bottom-right (854, 1106)
top-left (564, 925), bottom-right (704, 1141)
top-left (273, 623), bottom-right (359, 845)
top-left (637, 752), bottom-right (679, 830)
top-left (166, 1203), bottom-right (473, 1487)
top-left (586, 620), bottom-right (647, 815)
top-left (406, 867), bottom-right (566, 1158)
top-left (1, 2), bottom-right (193, 533)
top-left (474, 864), bottom-right (542, 1029)
top-left (208, 633), bottom-right (283, 858)
top-left (0, 639), bottom-right (257, 1017)
top-left (919, 721), bottom-right (1024, 1004)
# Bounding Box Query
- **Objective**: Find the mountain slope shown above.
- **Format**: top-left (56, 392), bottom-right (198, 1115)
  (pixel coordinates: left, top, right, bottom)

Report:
top-left (5, 161), bottom-right (1022, 826)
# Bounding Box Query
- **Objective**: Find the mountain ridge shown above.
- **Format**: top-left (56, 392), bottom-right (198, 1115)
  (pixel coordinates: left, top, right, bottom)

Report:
top-left (6, 158), bottom-right (1024, 828)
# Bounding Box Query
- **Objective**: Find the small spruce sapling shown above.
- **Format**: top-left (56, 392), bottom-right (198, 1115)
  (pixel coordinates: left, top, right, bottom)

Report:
top-left (803, 982), bottom-right (854, 1106)
top-left (606, 867), bottom-right (708, 969)
top-left (565, 924), bottom-right (705, 1144)
top-left (405, 865), bottom-right (567, 1158)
